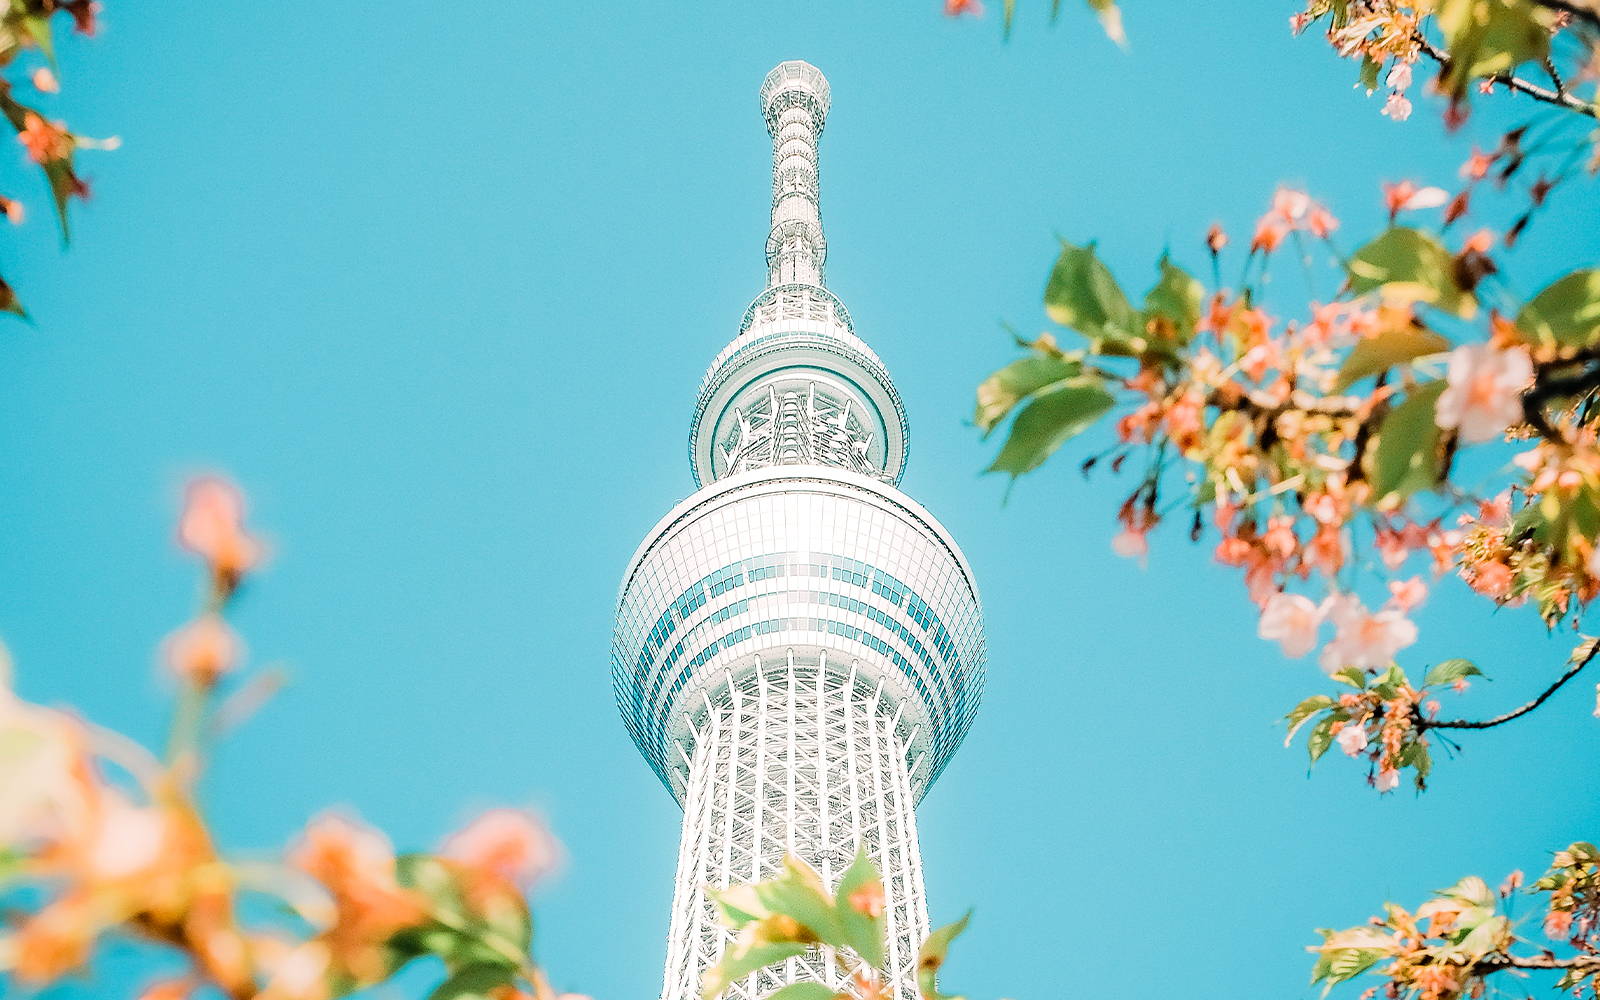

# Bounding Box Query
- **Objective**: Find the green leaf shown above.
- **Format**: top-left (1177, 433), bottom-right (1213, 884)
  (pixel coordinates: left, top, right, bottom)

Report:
top-left (1371, 380), bottom-right (1449, 504)
top-left (1307, 716), bottom-right (1336, 763)
top-left (702, 942), bottom-right (809, 1000)
top-left (1332, 325), bottom-right (1452, 392)
top-left (397, 854), bottom-right (469, 923)
top-left (754, 857), bottom-right (846, 948)
top-left (985, 376), bottom-right (1116, 477)
top-left (1003, 0), bottom-right (1015, 36)
top-left (1332, 667), bottom-right (1367, 690)
top-left (22, 15), bottom-right (54, 65)
top-left (834, 848), bottom-right (885, 969)
top-left (1370, 666), bottom-right (1410, 702)
top-left (1423, 658), bottom-right (1484, 687)
top-left (917, 911), bottom-right (971, 1000)
top-left (1442, 875), bottom-right (1494, 907)
top-left (1346, 228), bottom-right (1475, 318)
top-left (1325, 948), bottom-right (1387, 988)
top-left (392, 855), bottom-right (527, 972)
top-left (1454, 914), bottom-right (1510, 959)
top-left (1143, 254), bottom-right (1204, 343)
top-left (1400, 741), bottom-right (1431, 789)
top-left (1309, 948), bottom-right (1334, 986)
top-left (1358, 53), bottom-right (1381, 93)
top-left (973, 355), bottom-right (1082, 435)
top-left (427, 964), bottom-right (516, 1000)
top-left (1044, 240), bottom-right (1135, 338)
top-left (41, 157), bottom-right (81, 245)
top-left (1284, 695), bottom-right (1334, 745)
top-left (765, 984), bottom-right (838, 1000)
top-left (1436, 0), bottom-right (1551, 99)
top-left (1518, 270), bottom-right (1600, 348)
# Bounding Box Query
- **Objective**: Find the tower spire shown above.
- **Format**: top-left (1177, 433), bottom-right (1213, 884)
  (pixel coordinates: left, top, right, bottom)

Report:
top-left (761, 61), bottom-right (830, 288)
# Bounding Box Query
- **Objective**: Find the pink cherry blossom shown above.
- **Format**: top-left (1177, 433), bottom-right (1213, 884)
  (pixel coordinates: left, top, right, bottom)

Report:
top-left (162, 614), bottom-right (241, 686)
top-left (1258, 592), bottom-right (1324, 658)
top-left (1318, 595), bottom-right (1418, 674)
top-left (1435, 345), bottom-right (1533, 443)
top-left (1111, 527), bottom-right (1149, 566)
top-left (1383, 180), bottom-right (1449, 218)
top-left (1375, 767), bottom-right (1400, 792)
top-left (1381, 93), bottom-right (1413, 121)
top-left (1336, 721), bottom-right (1369, 757)
top-left (178, 477), bottom-right (263, 580)
top-left (441, 808), bottom-right (559, 888)
top-left (1385, 62), bottom-right (1413, 91)
top-left (1386, 577), bottom-right (1427, 612)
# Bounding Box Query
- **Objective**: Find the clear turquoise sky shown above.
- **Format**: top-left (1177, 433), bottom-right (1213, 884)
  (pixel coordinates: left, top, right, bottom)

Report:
top-left (2, 3), bottom-right (1598, 999)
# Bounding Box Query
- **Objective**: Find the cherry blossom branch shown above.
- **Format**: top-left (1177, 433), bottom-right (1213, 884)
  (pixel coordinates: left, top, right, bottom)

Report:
top-left (1487, 952), bottom-right (1600, 973)
top-left (1423, 637), bottom-right (1599, 731)
top-left (1530, 0), bottom-right (1600, 30)
top-left (1414, 33), bottom-right (1598, 119)
top-left (1523, 353), bottom-right (1600, 441)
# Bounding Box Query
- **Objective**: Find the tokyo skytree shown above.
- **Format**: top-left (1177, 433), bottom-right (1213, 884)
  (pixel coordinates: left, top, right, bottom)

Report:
top-left (612, 61), bottom-right (986, 1000)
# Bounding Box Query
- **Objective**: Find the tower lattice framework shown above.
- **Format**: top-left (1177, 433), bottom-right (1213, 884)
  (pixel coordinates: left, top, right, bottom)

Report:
top-left (614, 61), bottom-right (985, 1000)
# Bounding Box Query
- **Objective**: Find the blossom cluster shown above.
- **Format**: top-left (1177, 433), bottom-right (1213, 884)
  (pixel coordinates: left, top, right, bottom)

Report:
top-left (976, 170), bottom-right (1600, 794)
top-left (0, 478), bottom-right (572, 1000)
top-left (1310, 848), bottom-right (1600, 1000)
top-left (0, 0), bottom-right (119, 316)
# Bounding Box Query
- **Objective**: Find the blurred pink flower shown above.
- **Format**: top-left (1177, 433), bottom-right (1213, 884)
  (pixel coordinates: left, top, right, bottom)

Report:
top-left (178, 477), bottom-right (263, 580)
top-left (1319, 595), bottom-right (1418, 673)
top-left (1307, 205), bottom-right (1338, 238)
top-left (1382, 180), bottom-right (1448, 219)
top-left (289, 811), bottom-right (396, 891)
top-left (1386, 577), bottom-right (1427, 612)
top-left (1375, 767), bottom-right (1400, 792)
top-left (0, 692), bottom-right (93, 849)
top-left (1381, 93), bottom-right (1412, 120)
top-left (1258, 592), bottom-right (1323, 658)
top-left (442, 808), bottom-right (558, 888)
top-left (1111, 527), bottom-right (1148, 566)
top-left (1546, 908), bottom-right (1574, 940)
top-left (1435, 345), bottom-right (1532, 443)
top-left (87, 794), bottom-right (167, 879)
top-left (162, 614), bottom-right (241, 686)
top-left (1385, 62), bottom-right (1412, 91)
top-left (32, 68), bottom-right (58, 93)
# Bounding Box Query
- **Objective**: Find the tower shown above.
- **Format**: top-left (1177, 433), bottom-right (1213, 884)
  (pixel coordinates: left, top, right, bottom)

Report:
top-left (612, 61), bottom-right (985, 1000)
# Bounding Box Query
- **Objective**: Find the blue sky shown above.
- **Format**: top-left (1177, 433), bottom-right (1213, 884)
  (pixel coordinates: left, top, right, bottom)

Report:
top-left (2, 2), bottom-right (1598, 999)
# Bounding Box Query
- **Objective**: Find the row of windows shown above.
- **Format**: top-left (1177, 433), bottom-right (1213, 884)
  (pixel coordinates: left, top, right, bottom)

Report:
top-left (632, 549), bottom-right (972, 690)
top-left (643, 586), bottom-right (942, 713)
top-left (653, 614), bottom-right (945, 746)
top-left (639, 573), bottom-right (964, 713)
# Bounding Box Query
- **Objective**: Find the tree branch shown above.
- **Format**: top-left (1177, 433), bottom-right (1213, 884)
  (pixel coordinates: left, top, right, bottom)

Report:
top-left (1531, 0), bottom-right (1600, 30)
top-left (1424, 636), bottom-right (1599, 731)
top-left (1415, 34), bottom-right (1598, 119)
top-left (1482, 952), bottom-right (1600, 973)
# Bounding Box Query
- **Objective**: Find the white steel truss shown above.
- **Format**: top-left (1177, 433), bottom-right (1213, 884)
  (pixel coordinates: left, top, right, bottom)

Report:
top-left (718, 382), bottom-right (889, 483)
top-left (661, 651), bottom-right (929, 1000)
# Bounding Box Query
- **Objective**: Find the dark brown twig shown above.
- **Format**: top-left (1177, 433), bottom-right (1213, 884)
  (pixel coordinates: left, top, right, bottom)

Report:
top-left (1414, 34), bottom-right (1598, 119)
top-left (1423, 636), bottom-right (1599, 731)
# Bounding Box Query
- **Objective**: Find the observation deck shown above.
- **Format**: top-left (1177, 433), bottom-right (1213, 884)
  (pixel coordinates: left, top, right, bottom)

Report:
top-left (612, 465), bottom-right (985, 805)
